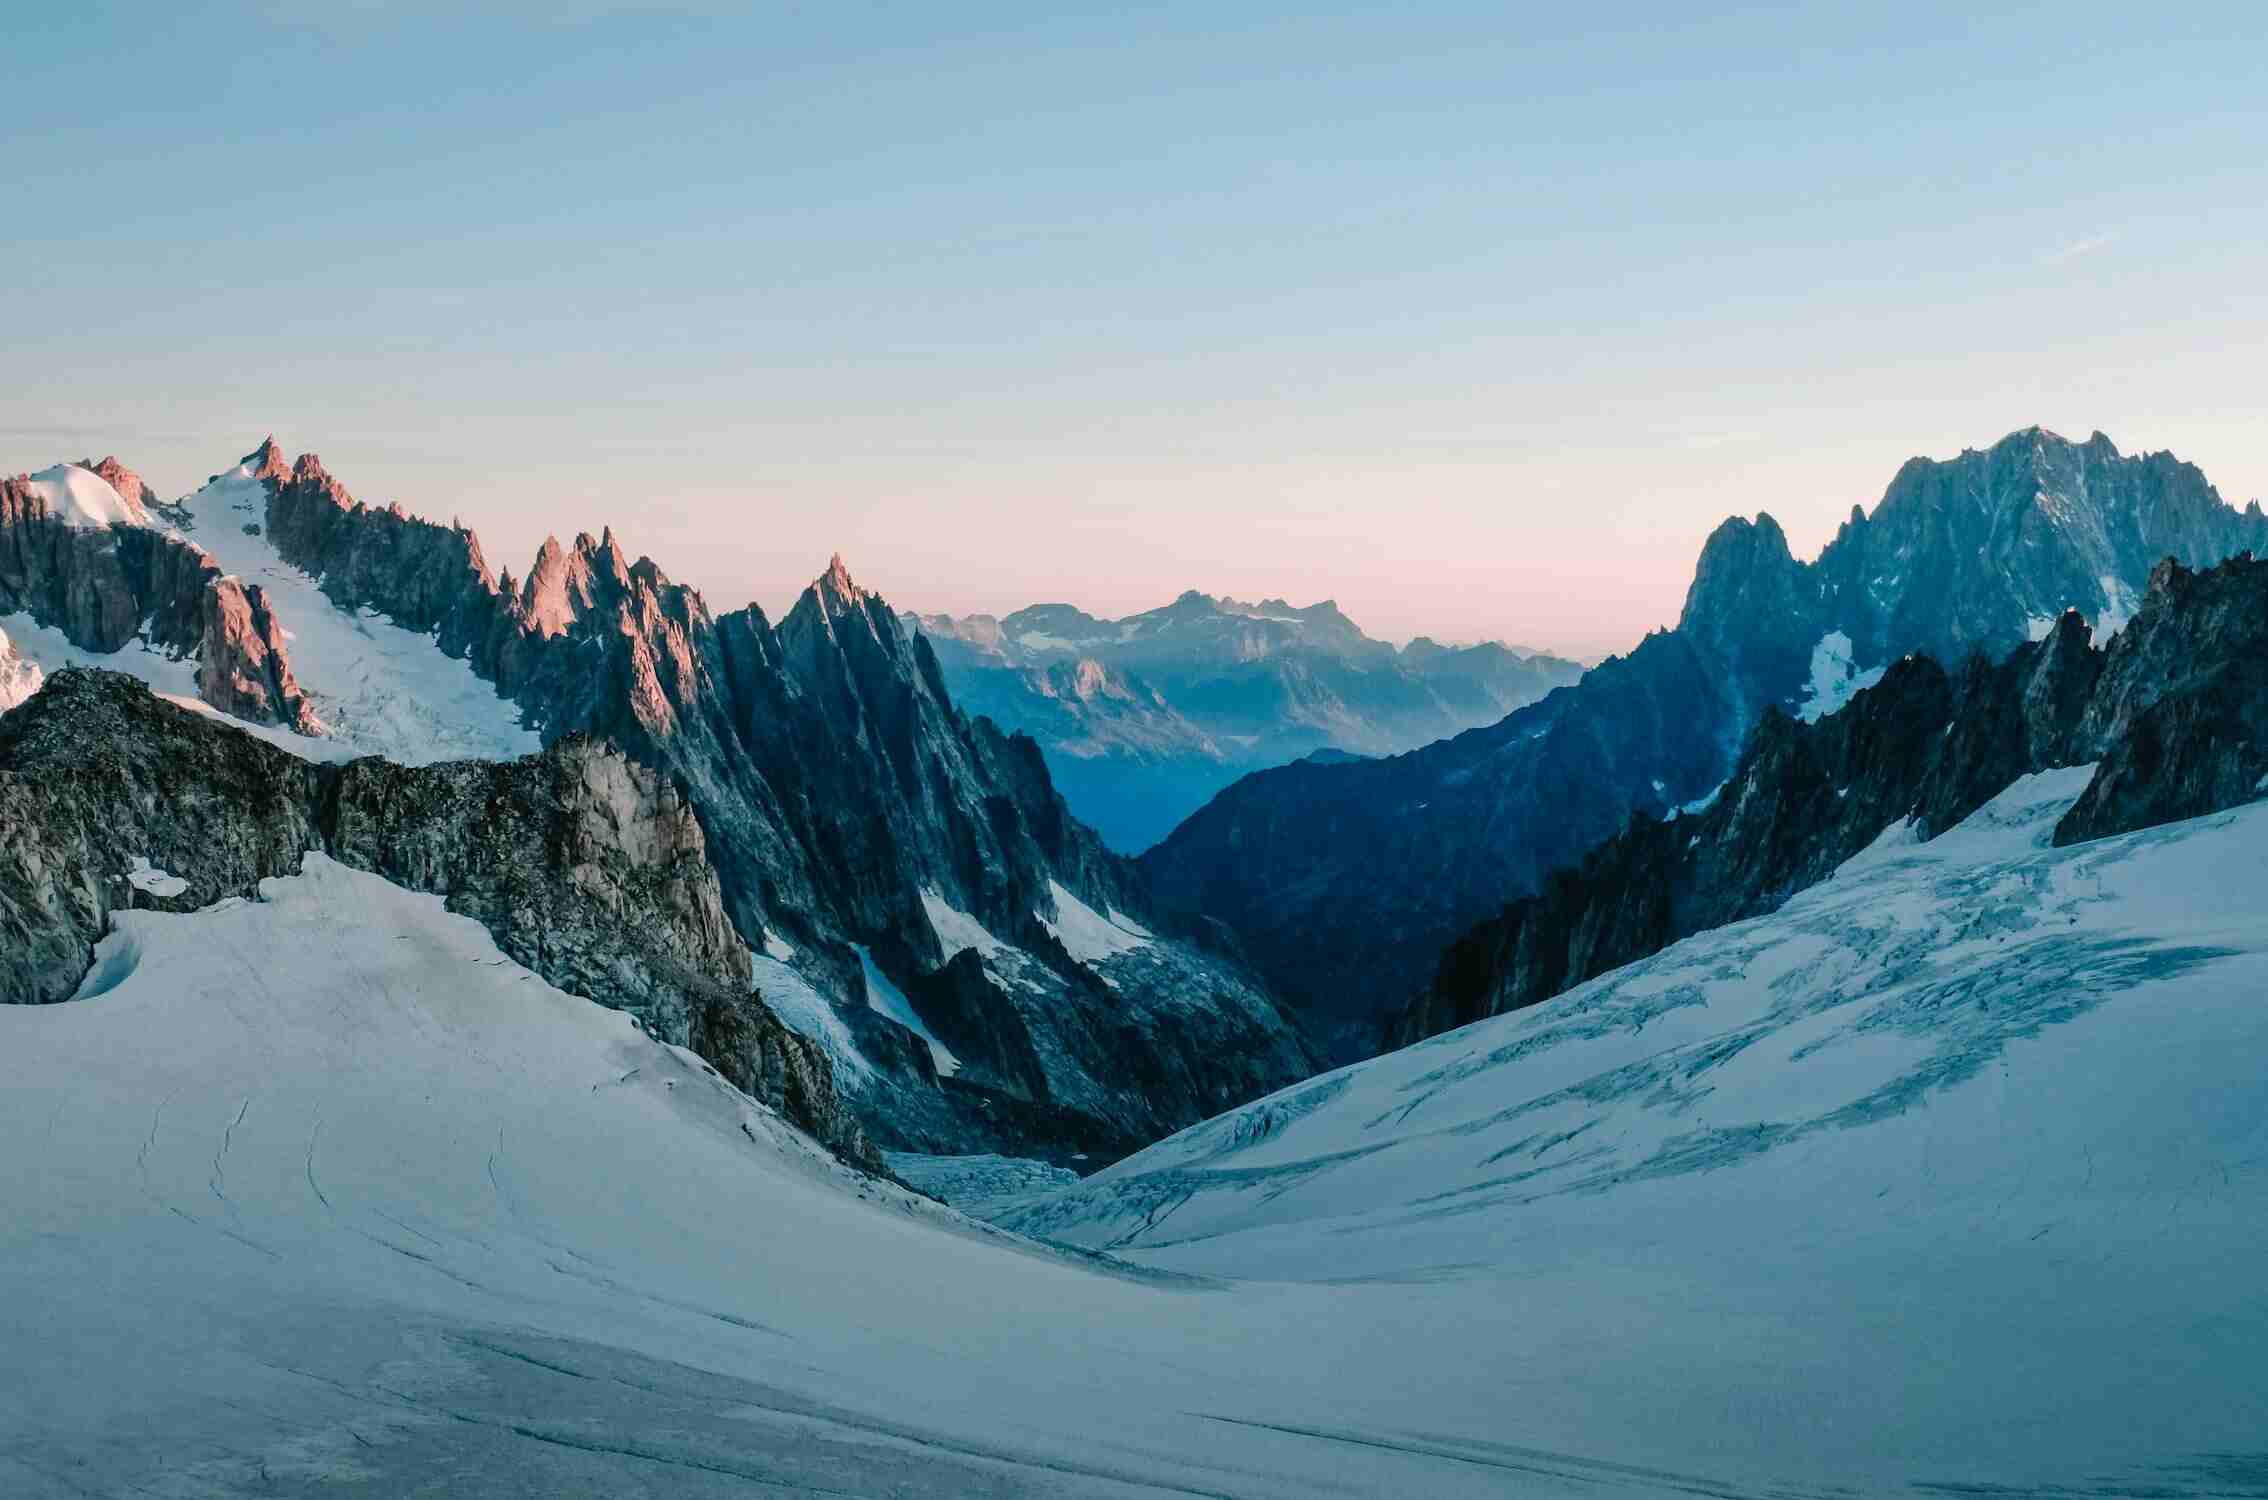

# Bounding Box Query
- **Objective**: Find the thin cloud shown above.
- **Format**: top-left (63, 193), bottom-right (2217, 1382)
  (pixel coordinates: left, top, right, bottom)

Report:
top-left (2042, 231), bottom-right (2118, 265)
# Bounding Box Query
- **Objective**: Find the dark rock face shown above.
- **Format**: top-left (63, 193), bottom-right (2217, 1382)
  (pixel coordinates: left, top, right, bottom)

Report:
top-left (2056, 556), bottom-right (2268, 844)
top-left (1145, 428), bottom-right (2268, 1061)
top-left (199, 578), bottom-right (320, 732)
top-left (910, 593), bottom-right (1586, 852)
top-left (1388, 554), bottom-right (2268, 1048)
top-left (1, 475), bottom-right (147, 654)
top-left (0, 672), bottom-right (327, 1003)
top-left (0, 670), bottom-right (876, 1169)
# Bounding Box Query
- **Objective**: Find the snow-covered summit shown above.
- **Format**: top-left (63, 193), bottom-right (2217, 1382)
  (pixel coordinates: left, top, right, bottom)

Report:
top-left (18, 462), bottom-right (144, 529)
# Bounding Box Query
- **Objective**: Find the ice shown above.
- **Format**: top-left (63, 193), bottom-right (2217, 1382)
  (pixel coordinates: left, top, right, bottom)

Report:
top-left (6, 805), bottom-right (2267, 1492)
top-left (2097, 573), bottom-right (2140, 638)
top-left (747, 953), bottom-right (873, 1084)
top-left (884, 1151), bottom-right (1081, 1216)
top-left (1, 609), bottom-right (366, 762)
top-left (3, 857), bottom-right (1651, 1497)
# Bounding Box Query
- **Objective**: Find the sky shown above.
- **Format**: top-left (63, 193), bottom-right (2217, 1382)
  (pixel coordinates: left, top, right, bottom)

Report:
top-left (5, 2), bottom-right (2265, 658)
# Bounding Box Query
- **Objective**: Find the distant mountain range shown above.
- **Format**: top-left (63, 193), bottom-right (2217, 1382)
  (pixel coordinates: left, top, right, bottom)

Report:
top-left (1141, 427), bottom-right (2268, 1060)
top-left (905, 592), bottom-right (1585, 850)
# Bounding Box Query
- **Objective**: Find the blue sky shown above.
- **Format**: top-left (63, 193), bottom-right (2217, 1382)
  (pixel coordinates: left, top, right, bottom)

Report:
top-left (7, 2), bottom-right (2265, 654)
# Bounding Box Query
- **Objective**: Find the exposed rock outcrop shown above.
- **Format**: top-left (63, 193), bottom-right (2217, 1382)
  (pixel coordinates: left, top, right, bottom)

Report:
top-left (0, 670), bottom-right (876, 1169)
top-left (199, 578), bottom-right (321, 732)
top-left (2055, 555), bottom-right (2268, 844)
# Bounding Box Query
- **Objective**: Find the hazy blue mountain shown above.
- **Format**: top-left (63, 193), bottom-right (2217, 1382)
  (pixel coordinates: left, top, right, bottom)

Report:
top-left (906, 591), bottom-right (1584, 850)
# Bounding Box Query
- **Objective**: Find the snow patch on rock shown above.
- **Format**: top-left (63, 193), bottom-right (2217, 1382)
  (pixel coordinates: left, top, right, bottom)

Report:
top-left (748, 954), bottom-right (873, 1085)
top-left (1039, 879), bottom-right (1151, 964)
top-left (921, 887), bottom-right (1006, 961)
top-left (1796, 630), bottom-right (1885, 723)
top-left (855, 944), bottom-right (960, 1077)
top-left (125, 856), bottom-right (189, 899)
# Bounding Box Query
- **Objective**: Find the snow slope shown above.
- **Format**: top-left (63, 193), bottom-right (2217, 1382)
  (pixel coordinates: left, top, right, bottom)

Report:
top-left (158, 460), bottom-right (542, 765)
top-left (1005, 769), bottom-right (2268, 1491)
top-left (7, 787), bottom-right (2268, 1492)
top-left (3, 858), bottom-right (1693, 1499)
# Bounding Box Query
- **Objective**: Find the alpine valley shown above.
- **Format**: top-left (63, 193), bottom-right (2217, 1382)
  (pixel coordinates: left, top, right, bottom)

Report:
top-left (4, 426), bottom-right (2266, 1497)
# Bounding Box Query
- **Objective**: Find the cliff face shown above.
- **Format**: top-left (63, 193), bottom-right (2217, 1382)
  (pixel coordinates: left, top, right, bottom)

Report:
top-left (0, 670), bottom-right (877, 1170)
top-left (1388, 553), bottom-right (2268, 1049)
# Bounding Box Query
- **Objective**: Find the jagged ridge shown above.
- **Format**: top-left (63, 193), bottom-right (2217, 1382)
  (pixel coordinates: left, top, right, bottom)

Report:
top-left (1388, 551), bottom-right (2268, 1047)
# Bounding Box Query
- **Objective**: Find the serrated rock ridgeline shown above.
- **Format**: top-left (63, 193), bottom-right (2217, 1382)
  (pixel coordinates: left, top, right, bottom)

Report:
top-left (1388, 551), bottom-right (2268, 1049)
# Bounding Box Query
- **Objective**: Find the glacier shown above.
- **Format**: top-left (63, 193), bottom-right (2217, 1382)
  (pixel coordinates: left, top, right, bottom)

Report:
top-left (3, 778), bottom-right (2265, 1494)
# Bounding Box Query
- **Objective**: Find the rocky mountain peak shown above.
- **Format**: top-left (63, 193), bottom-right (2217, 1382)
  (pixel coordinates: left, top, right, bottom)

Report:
top-left (521, 534), bottom-right (596, 639)
top-left (244, 436), bottom-right (290, 484)
top-left (1675, 511), bottom-right (1814, 668)
top-left (819, 552), bottom-right (864, 606)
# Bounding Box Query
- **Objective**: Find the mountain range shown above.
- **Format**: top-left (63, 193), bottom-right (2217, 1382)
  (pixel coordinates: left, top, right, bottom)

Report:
top-left (2, 441), bottom-right (1314, 1165)
top-left (1141, 427), bottom-right (2268, 1060)
top-left (8, 424), bottom-right (2268, 1494)
top-left (908, 592), bottom-right (1584, 850)
top-left (9, 417), bottom-right (2268, 1495)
